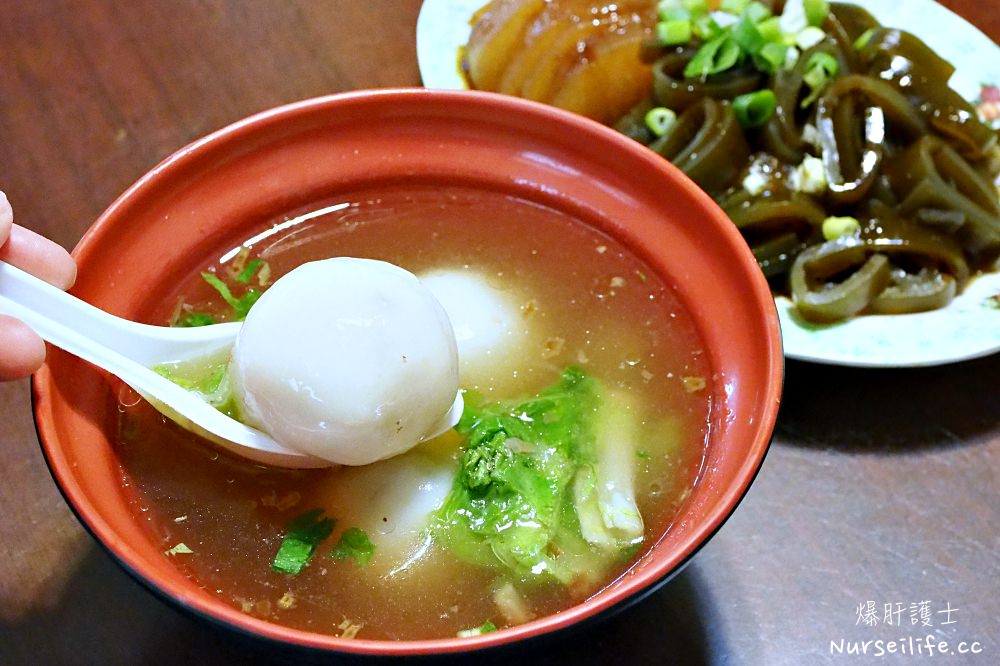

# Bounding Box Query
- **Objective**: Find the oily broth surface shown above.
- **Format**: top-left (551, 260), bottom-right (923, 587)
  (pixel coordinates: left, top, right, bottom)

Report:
top-left (116, 184), bottom-right (712, 640)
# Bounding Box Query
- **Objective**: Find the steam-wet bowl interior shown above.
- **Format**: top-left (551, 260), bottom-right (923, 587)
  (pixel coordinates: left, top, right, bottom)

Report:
top-left (32, 89), bottom-right (782, 656)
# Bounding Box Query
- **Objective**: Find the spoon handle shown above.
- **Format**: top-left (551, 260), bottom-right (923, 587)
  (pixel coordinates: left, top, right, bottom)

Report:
top-left (0, 260), bottom-right (240, 365)
top-left (0, 260), bottom-right (169, 384)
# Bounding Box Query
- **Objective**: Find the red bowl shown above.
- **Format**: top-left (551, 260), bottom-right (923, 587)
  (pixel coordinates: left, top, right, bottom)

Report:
top-left (32, 88), bottom-right (782, 656)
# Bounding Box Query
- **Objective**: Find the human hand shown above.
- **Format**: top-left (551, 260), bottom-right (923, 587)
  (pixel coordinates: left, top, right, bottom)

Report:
top-left (0, 191), bottom-right (77, 380)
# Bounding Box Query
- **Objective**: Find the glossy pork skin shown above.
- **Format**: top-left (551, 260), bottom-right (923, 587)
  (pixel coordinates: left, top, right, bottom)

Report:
top-left (466, 0), bottom-right (656, 124)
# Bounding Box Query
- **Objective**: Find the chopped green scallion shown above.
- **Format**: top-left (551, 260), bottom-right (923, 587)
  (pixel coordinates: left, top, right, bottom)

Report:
top-left (853, 27), bottom-right (876, 50)
top-left (720, 0), bottom-right (749, 15)
top-left (656, 19), bottom-right (692, 46)
top-left (659, 5), bottom-right (690, 22)
top-left (794, 26), bottom-right (826, 50)
top-left (800, 51), bottom-right (840, 108)
top-left (272, 509), bottom-right (335, 575)
top-left (803, 0), bottom-right (829, 27)
top-left (681, 0), bottom-right (708, 15)
top-left (806, 51), bottom-right (839, 78)
top-left (330, 527), bottom-right (376, 566)
top-left (691, 14), bottom-right (722, 40)
top-left (745, 1), bottom-right (771, 23)
top-left (644, 106), bottom-right (678, 137)
top-left (756, 16), bottom-right (783, 43)
top-left (732, 90), bottom-right (777, 128)
top-left (683, 36), bottom-right (741, 79)
top-left (755, 41), bottom-right (788, 73)
top-left (732, 14), bottom-right (765, 54)
top-left (822, 216), bottom-right (861, 240)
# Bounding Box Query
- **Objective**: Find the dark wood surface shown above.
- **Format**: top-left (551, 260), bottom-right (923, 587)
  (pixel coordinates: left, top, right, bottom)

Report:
top-left (1, 2), bottom-right (997, 664)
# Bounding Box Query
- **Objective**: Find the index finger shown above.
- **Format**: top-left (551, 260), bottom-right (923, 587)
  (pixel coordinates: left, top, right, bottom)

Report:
top-left (0, 191), bottom-right (77, 290)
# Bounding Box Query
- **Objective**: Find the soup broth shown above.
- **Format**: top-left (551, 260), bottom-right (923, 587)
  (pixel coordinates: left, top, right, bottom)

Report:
top-left (115, 184), bottom-right (712, 640)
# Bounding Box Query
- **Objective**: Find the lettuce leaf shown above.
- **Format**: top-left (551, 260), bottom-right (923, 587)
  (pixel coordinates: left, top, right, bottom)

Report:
top-left (457, 620), bottom-right (498, 637)
top-left (201, 272), bottom-right (261, 320)
top-left (432, 368), bottom-right (641, 586)
top-left (153, 350), bottom-right (240, 418)
top-left (175, 312), bottom-right (217, 327)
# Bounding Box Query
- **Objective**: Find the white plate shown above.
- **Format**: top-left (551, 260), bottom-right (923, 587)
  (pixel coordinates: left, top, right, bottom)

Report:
top-left (416, 0), bottom-right (1000, 367)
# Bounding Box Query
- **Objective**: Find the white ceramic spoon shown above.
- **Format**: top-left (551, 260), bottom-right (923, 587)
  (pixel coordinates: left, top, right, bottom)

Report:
top-left (0, 260), bottom-right (464, 469)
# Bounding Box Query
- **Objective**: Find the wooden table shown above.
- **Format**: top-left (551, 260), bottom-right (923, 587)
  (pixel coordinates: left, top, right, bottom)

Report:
top-left (1, 2), bottom-right (996, 663)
